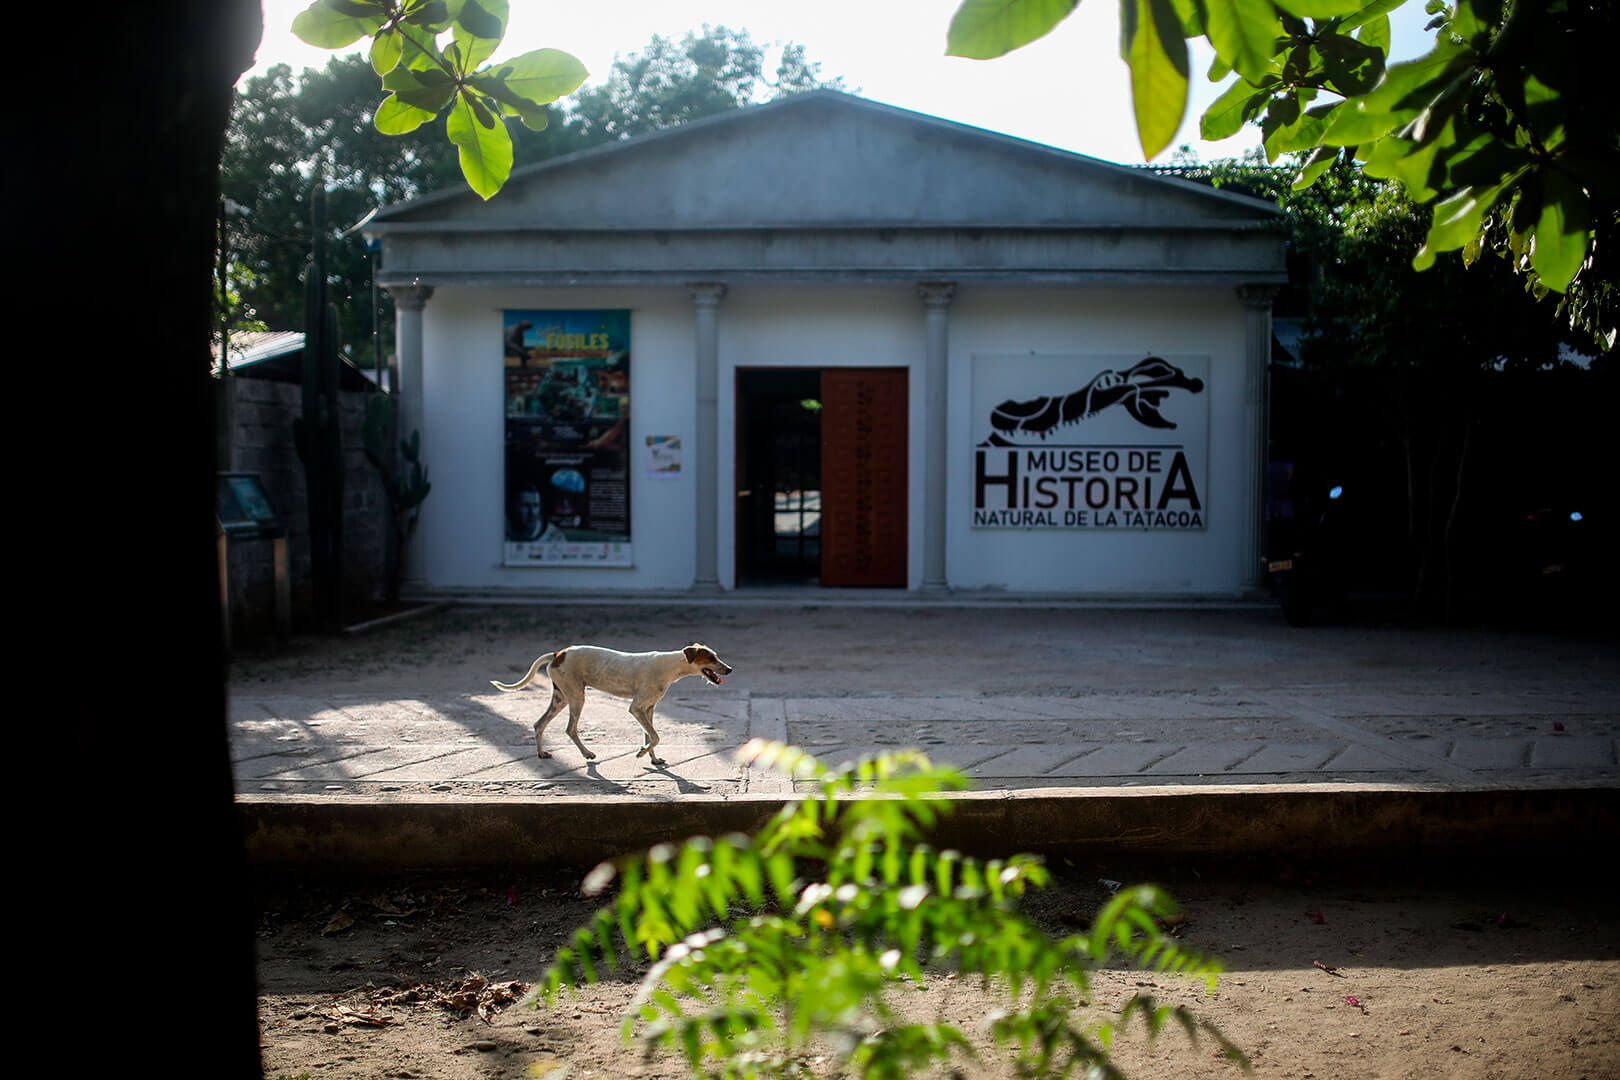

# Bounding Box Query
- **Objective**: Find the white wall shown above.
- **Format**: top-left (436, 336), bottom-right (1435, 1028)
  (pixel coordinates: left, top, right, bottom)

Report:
top-left (946, 286), bottom-right (1251, 594)
top-left (416, 286), bottom-right (698, 592)
top-left (414, 283), bottom-right (1254, 596)
top-left (717, 285), bottom-right (925, 589)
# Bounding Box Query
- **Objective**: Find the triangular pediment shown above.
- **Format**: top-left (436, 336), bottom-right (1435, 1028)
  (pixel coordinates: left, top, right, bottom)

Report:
top-left (372, 90), bottom-right (1280, 232)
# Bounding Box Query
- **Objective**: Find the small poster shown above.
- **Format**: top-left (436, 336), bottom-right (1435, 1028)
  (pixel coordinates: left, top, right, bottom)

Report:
top-left (646, 435), bottom-right (682, 478)
top-left (503, 310), bottom-right (632, 566)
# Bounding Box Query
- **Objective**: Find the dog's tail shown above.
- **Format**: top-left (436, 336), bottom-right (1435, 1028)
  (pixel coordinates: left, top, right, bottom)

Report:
top-left (490, 652), bottom-right (556, 692)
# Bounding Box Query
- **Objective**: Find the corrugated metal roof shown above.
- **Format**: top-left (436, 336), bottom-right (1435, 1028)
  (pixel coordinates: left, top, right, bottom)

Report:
top-left (212, 330), bottom-right (304, 374)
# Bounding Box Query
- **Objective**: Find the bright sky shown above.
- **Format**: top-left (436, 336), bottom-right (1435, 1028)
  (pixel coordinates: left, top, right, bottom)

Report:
top-left (246, 0), bottom-right (1439, 166)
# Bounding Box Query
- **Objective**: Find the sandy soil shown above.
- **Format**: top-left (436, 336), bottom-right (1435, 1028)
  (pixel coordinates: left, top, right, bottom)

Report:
top-left (253, 859), bottom-right (1619, 1080)
top-left (238, 603), bottom-right (1620, 1079)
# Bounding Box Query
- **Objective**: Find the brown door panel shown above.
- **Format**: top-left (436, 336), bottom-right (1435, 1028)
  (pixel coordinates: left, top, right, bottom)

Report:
top-left (819, 368), bottom-right (908, 587)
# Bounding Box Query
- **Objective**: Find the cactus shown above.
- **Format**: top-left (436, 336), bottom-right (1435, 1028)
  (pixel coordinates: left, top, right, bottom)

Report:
top-left (293, 179), bottom-right (345, 629)
top-left (362, 393), bottom-right (431, 603)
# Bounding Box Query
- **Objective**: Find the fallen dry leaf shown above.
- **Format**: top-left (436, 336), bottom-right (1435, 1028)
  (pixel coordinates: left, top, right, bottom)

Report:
top-left (328, 1004), bottom-right (395, 1027)
top-left (321, 910), bottom-right (355, 935)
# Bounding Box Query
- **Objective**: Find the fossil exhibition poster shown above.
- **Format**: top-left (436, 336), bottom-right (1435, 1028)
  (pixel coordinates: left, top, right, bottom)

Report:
top-left (971, 354), bottom-right (1210, 531)
top-left (503, 310), bottom-right (632, 565)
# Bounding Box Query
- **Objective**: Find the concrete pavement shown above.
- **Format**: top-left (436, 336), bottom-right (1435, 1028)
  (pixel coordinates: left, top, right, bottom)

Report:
top-left (230, 600), bottom-right (1619, 868)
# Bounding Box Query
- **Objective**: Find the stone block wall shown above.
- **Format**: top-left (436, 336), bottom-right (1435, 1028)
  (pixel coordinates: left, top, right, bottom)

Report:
top-left (219, 376), bottom-right (389, 637)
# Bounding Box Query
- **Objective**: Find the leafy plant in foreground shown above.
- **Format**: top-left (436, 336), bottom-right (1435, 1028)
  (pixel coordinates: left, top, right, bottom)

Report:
top-left (535, 740), bottom-right (1246, 1079)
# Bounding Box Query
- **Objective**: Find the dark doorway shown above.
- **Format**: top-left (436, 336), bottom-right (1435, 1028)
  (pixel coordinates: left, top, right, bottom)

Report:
top-left (736, 369), bottom-right (823, 584)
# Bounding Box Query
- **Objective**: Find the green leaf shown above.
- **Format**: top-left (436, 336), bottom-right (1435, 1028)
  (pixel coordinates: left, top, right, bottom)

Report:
top-left (1385, 134), bottom-right (1447, 199)
top-left (453, 0), bottom-right (508, 70)
top-left (1204, 0), bottom-right (1283, 82)
top-left (453, 0), bottom-right (507, 41)
top-left (1338, 0), bottom-right (1404, 33)
top-left (1319, 95), bottom-right (1405, 146)
top-left (1356, 11), bottom-right (1390, 53)
top-left (394, 22), bottom-right (447, 71)
top-left (1413, 167), bottom-right (1526, 268)
top-left (1438, 127), bottom-right (1529, 191)
top-left (1291, 144), bottom-right (1339, 188)
top-left (1266, 101), bottom-right (1336, 158)
top-left (1122, 0), bottom-right (1191, 160)
top-left (381, 65), bottom-right (458, 113)
top-left (1200, 75), bottom-right (1266, 140)
top-left (1509, 179), bottom-right (1541, 265)
top-left (370, 26), bottom-right (404, 74)
top-left (291, 0), bottom-right (384, 48)
top-left (1530, 169), bottom-right (1592, 292)
top-left (1272, 0), bottom-right (1363, 15)
top-left (1164, 0), bottom-right (1207, 35)
top-left (374, 93), bottom-right (437, 134)
top-left (1321, 35), bottom-right (1472, 145)
top-left (945, 0), bottom-right (1080, 59)
top-left (401, 0), bottom-right (452, 30)
top-left (447, 88), bottom-right (514, 198)
top-left (481, 48), bottom-right (591, 106)
top-left (1317, 31), bottom-right (1384, 95)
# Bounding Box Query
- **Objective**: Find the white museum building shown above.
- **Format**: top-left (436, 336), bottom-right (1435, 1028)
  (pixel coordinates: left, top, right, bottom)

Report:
top-left (367, 90), bottom-right (1287, 598)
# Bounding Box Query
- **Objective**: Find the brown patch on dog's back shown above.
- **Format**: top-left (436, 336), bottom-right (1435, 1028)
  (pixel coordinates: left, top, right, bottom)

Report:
top-left (553, 649), bottom-right (566, 667)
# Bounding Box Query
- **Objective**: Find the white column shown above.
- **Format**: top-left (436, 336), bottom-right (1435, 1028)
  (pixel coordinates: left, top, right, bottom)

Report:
top-left (388, 284), bottom-right (433, 452)
top-left (688, 283), bottom-right (727, 592)
top-left (1237, 284), bottom-right (1279, 597)
top-left (918, 281), bottom-right (956, 593)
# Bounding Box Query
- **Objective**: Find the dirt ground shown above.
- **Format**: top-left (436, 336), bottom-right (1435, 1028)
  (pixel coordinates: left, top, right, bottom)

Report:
top-left (237, 603), bottom-right (1620, 1079)
top-left (253, 860), bottom-right (1619, 1080)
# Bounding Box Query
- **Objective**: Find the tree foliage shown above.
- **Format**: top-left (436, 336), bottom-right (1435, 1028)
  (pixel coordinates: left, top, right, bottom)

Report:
top-left (946, 0), bottom-right (1618, 350)
top-left (538, 741), bottom-right (1244, 1080)
top-left (221, 51), bottom-right (590, 365)
top-left (292, 0), bottom-right (588, 199)
top-left (224, 24), bottom-right (843, 354)
top-left (569, 25), bottom-right (846, 143)
top-left (1186, 150), bottom-right (1607, 613)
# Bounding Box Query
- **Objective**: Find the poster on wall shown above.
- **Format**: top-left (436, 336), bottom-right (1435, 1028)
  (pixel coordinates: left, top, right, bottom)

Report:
top-left (645, 435), bottom-right (682, 479)
top-left (503, 310), bottom-right (632, 566)
top-left (971, 354), bottom-right (1210, 531)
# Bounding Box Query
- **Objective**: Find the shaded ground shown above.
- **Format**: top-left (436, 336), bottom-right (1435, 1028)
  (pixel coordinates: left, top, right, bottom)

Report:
top-left (229, 601), bottom-right (1617, 698)
top-left (255, 859), bottom-right (1619, 1080)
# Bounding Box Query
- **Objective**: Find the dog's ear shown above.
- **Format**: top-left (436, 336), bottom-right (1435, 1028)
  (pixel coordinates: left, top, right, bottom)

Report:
top-left (683, 645), bottom-right (699, 663)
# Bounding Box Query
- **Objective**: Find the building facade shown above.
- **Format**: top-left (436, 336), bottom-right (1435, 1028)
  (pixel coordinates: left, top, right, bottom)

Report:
top-left (369, 91), bottom-right (1286, 597)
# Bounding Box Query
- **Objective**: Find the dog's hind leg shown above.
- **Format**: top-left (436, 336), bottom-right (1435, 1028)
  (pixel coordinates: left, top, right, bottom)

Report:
top-left (533, 688), bottom-right (567, 759)
top-left (563, 696), bottom-right (596, 760)
top-left (628, 700), bottom-right (665, 767)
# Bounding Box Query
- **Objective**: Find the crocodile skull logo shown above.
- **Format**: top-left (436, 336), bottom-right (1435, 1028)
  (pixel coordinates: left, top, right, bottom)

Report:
top-left (980, 357), bottom-right (1205, 446)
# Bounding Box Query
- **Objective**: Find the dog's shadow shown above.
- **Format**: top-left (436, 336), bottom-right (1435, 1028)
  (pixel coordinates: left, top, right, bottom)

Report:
top-left (582, 760), bottom-right (712, 795)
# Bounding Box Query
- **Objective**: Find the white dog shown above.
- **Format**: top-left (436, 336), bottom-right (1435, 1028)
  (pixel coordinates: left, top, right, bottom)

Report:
top-left (490, 643), bottom-right (732, 767)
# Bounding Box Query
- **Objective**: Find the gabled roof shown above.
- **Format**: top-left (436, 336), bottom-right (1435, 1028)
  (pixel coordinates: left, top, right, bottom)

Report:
top-left (371, 90), bottom-right (1282, 233)
top-left (370, 90), bottom-right (1286, 287)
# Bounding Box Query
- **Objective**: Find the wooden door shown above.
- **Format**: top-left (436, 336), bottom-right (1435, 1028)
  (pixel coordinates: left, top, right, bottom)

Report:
top-left (819, 368), bottom-right (908, 587)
